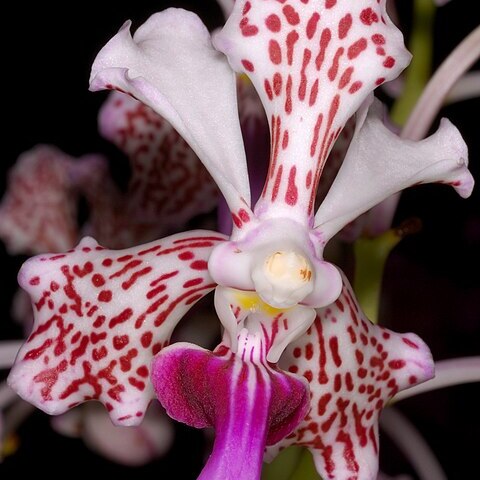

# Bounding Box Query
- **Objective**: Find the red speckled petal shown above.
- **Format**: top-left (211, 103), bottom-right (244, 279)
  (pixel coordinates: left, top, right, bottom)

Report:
top-left (0, 145), bottom-right (80, 255)
top-left (8, 230), bottom-right (226, 425)
top-left (69, 146), bottom-right (172, 248)
top-left (215, 0), bottom-right (411, 223)
top-left (99, 92), bottom-right (218, 230)
top-left (315, 98), bottom-right (474, 242)
top-left (68, 155), bottom-right (139, 248)
top-left (266, 273), bottom-right (434, 480)
top-left (90, 9), bottom-right (251, 216)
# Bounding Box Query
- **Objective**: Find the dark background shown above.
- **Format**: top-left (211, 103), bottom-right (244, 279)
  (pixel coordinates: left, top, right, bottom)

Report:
top-left (1, 1), bottom-right (479, 478)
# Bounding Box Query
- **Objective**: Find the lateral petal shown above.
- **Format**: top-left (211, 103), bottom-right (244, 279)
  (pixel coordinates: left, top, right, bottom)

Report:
top-left (8, 231), bottom-right (225, 425)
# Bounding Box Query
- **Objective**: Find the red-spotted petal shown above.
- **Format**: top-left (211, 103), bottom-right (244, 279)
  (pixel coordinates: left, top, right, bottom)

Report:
top-left (215, 0), bottom-right (411, 223)
top-left (90, 9), bottom-right (251, 217)
top-left (8, 231), bottom-right (226, 425)
top-left (267, 274), bottom-right (434, 480)
top-left (99, 92), bottom-right (218, 230)
top-left (315, 98), bottom-right (474, 242)
top-left (0, 145), bottom-right (80, 255)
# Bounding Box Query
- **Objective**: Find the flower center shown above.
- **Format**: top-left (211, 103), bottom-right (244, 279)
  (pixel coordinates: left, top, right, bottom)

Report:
top-left (251, 250), bottom-right (314, 309)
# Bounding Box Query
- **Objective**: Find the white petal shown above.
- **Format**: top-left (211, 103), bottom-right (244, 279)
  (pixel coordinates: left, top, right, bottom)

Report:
top-left (315, 99), bottom-right (474, 241)
top-left (90, 8), bottom-right (250, 212)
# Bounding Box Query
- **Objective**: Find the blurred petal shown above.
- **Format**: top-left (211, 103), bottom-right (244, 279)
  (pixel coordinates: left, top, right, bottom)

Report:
top-left (315, 99), bottom-right (473, 241)
top-left (69, 152), bottom-right (169, 248)
top-left (402, 25), bottom-right (480, 142)
top-left (446, 71), bottom-right (480, 103)
top-left (0, 146), bottom-right (78, 255)
top-left (67, 155), bottom-right (135, 248)
top-left (11, 289), bottom-right (34, 335)
top-left (90, 9), bottom-right (251, 215)
top-left (51, 401), bottom-right (174, 465)
top-left (267, 273), bottom-right (434, 480)
top-left (50, 407), bottom-right (83, 438)
top-left (0, 341), bottom-right (22, 369)
top-left (0, 383), bottom-right (17, 411)
top-left (380, 408), bottom-right (447, 480)
top-left (99, 92), bottom-right (218, 231)
top-left (215, 0), bottom-right (410, 222)
top-left (217, 0), bottom-right (235, 19)
top-left (8, 231), bottom-right (225, 425)
top-left (81, 402), bottom-right (174, 466)
top-left (377, 473), bottom-right (412, 480)
top-left (433, 0), bottom-right (451, 7)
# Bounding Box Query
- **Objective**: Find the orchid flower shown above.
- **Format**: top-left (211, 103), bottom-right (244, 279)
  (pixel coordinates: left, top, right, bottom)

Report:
top-left (0, 87), bottom-right (219, 465)
top-left (5, 1), bottom-right (474, 480)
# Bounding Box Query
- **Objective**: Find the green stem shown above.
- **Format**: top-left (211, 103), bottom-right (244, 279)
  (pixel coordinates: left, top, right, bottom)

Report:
top-left (354, 231), bottom-right (401, 324)
top-left (288, 448), bottom-right (321, 480)
top-left (262, 447), bottom-right (304, 480)
top-left (262, 447), bottom-right (323, 480)
top-left (390, 0), bottom-right (436, 127)
top-left (355, 0), bottom-right (436, 322)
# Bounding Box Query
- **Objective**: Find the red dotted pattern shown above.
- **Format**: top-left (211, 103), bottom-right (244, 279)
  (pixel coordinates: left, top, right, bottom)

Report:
top-left (9, 231), bottom-right (225, 425)
top-left (70, 156), bottom-right (146, 249)
top-left (269, 276), bottom-right (433, 479)
top-left (223, 0), bottom-right (405, 220)
top-left (0, 146), bottom-right (78, 254)
top-left (99, 92), bottom-right (218, 234)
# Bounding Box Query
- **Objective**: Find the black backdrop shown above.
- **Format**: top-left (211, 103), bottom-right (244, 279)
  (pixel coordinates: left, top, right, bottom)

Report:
top-left (1, 1), bottom-right (479, 478)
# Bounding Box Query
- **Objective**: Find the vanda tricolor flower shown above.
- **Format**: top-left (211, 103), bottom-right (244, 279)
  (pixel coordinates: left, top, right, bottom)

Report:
top-left (0, 88), bottom-right (218, 464)
top-left (7, 1), bottom-right (474, 479)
